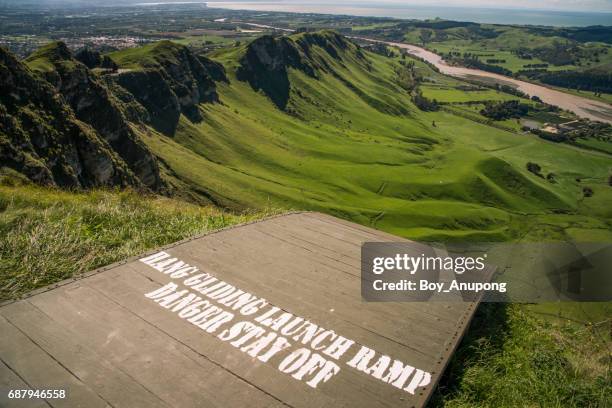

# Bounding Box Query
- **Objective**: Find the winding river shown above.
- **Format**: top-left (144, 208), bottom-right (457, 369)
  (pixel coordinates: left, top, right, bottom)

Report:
top-left (361, 39), bottom-right (612, 124)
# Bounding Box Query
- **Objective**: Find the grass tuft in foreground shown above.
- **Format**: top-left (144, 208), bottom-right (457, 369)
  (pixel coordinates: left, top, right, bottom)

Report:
top-left (431, 303), bottom-right (611, 407)
top-left (0, 180), bottom-right (278, 301)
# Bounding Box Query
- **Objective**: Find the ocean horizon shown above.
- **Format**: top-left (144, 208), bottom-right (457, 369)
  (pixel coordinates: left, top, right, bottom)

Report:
top-left (202, 1), bottom-right (612, 26)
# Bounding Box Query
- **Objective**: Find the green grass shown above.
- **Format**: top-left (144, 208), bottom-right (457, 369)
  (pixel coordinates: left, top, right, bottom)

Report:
top-left (136, 38), bottom-right (612, 406)
top-left (431, 303), bottom-right (611, 407)
top-left (108, 40), bottom-right (188, 70)
top-left (573, 138), bottom-right (612, 155)
top-left (430, 41), bottom-right (577, 73)
top-left (421, 85), bottom-right (520, 103)
top-left (126, 36), bottom-right (612, 243)
top-left (173, 33), bottom-right (237, 46)
top-left (351, 22), bottom-right (397, 31)
top-left (0, 178), bottom-right (275, 300)
top-left (23, 41), bottom-right (77, 72)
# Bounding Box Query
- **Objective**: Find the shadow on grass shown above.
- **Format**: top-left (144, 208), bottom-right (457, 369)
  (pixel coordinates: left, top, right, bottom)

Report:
top-left (428, 302), bottom-right (511, 407)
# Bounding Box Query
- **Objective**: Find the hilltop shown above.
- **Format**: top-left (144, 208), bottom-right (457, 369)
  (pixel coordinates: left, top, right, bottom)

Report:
top-left (139, 31), bottom-right (612, 241)
top-left (109, 41), bottom-right (226, 134)
top-left (1, 40), bottom-right (229, 196)
top-left (236, 31), bottom-right (368, 109)
top-left (25, 41), bottom-right (163, 189)
top-left (1, 45), bottom-right (141, 189)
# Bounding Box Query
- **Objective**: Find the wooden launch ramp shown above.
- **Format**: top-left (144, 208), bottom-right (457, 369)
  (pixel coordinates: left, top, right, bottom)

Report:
top-left (0, 212), bottom-right (481, 408)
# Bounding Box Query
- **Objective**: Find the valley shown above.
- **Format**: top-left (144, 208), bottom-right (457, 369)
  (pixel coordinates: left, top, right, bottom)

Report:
top-left (109, 31), bottom-right (612, 242)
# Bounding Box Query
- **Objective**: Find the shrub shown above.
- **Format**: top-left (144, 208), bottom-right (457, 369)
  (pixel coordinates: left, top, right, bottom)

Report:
top-left (481, 100), bottom-right (530, 121)
top-left (527, 162), bottom-right (544, 177)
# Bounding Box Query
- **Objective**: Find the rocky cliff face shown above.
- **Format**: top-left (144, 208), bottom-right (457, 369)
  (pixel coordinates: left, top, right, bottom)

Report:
top-left (0, 46), bottom-right (137, 188)
top-left (237, 31), bottom-right (364, 110)
top-left (1, 39), bottom-right (227, 190)
top-left (114, 69), bottom-right (182, 136)
top-left (25, 42), bottom-right (162, 189)
top-left (75, 48), bottom-right (118, 70)
top-left (112, 41), bottom-right (225, 135)
top-left (237, 35), bottom-right (315, 110)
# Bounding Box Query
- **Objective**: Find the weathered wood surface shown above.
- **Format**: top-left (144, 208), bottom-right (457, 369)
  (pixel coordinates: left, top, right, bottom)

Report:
top-left (0, 212), bottom-right (480, 408)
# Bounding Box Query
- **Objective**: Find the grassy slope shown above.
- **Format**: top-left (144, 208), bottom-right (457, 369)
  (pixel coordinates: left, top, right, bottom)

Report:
top-left (108, 40), bottom-right (189, 70)
top-left (431, 303), bottom-right (611, 407)
top-left (128, 37), bottom-right (612, 243)
top-left (23, 41), bottom-right (77, 72)
top-left (0, 175), bottom-right (273, 300)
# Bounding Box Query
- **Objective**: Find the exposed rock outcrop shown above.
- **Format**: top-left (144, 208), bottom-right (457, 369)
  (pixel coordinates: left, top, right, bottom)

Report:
top-left (25, 42), bottom-right (162, 189)
top-left (112, 41), bottom-right (225, 135)
top-left (0, 46), bottom-right (137, 188)
top-left (2, 39), bottom-right (229, 190)
top-left (237, 31), bottom-right (365, 110)
top-left (75, 47), bottom-right (118, 70)
top-left (114, 69), bottom-right (182, 136)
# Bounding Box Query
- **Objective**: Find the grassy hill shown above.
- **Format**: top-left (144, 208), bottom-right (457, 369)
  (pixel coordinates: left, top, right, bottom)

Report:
top-left (108, 31), bottom-right (612, 242)
top-left (0, 172), bottom-right (272, 300)
top-left (111, 39), bottom-right (612, 405)
top-left (1, 174), bottom-right (608, 407)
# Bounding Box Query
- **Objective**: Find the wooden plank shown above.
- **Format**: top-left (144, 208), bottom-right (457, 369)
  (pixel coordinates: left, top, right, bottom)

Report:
top-left (82, 267), bottom-right (398, 408)
top-left (0, 212), bottom-right (484, 408)
top-left (25, 284), bottom-right (286, 408)
top-left (0, 315), bottom-right (110, 408)
top-left (0, 360), bottom-right (49, 408)
top-left (122, 261), bottom-right (438, 366)
top-left (1, 301), bottom-right (171, 408)
top-left (172, 221), bottom-right (464, 342)
top-left (157, 233), bottom-right (454, 354)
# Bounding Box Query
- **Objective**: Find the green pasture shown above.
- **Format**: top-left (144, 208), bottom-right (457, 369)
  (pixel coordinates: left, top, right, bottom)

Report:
top-left (115, 36), bottom-right (612, 244)
top-left (420, 84), bottom-right (520, 103)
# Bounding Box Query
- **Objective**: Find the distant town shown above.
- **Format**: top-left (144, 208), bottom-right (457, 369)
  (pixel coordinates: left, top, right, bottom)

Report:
top-left (0, 34), bottom-right (153, 57)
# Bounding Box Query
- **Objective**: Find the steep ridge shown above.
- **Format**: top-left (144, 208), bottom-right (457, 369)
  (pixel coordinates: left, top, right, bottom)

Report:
top-left (25, 42), bottom-right (163, 189)
top-left (236, 31), bottom-right (371, 110)
top-left (2, 40), bottom-right (228, 192)
top-left (74, 47), bottom-right (118, 70)
top-left (0, 46), bottom-right (138, 188)
top-left (109, 41), bottom-right (226, 135)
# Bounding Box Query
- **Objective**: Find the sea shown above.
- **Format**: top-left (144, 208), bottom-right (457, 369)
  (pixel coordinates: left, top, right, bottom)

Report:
top-left (201, 1), bottom-right (612, 27)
